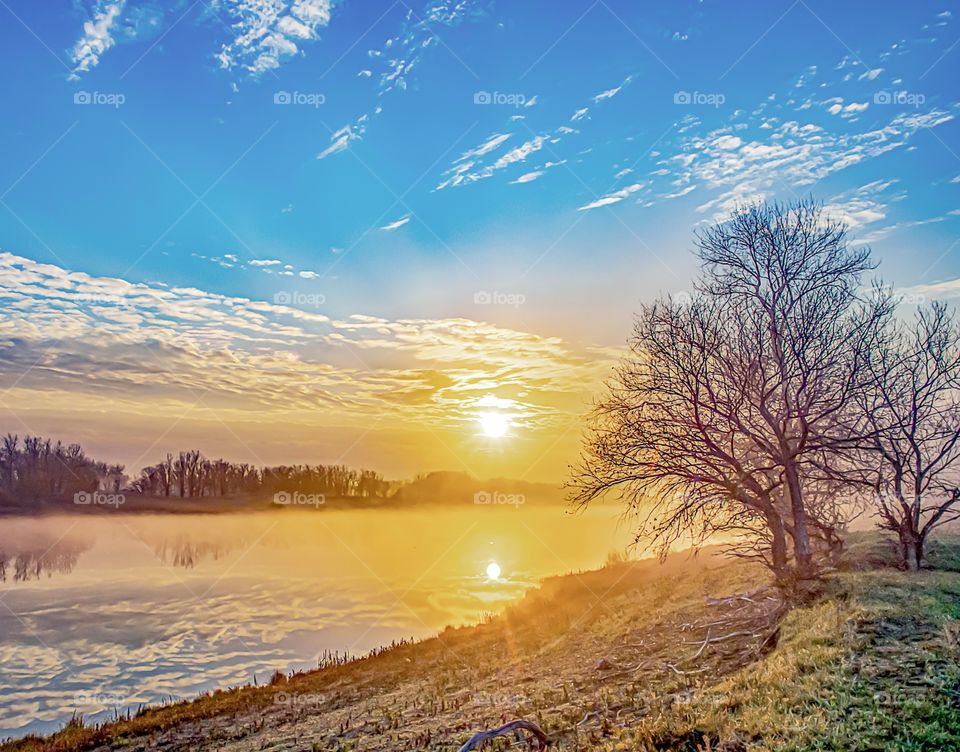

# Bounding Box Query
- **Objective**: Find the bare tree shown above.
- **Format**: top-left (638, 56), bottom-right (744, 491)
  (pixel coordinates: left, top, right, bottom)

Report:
top-left (0, 433), bottom-right (114, 501)
top-left (694, 199), bottom-right (886, 576)
top-left (571, 199), bottom-right (885, 587)
top-left (570, 295), bottom-right (795, 582)
top-left (861, 303), bottom-right (960, 569)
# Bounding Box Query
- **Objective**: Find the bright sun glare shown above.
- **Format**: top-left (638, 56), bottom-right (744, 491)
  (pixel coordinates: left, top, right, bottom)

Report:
top-left (479, 412), bottom-right (510, 438)
top-left (486, 562), bottom-right (502, 580)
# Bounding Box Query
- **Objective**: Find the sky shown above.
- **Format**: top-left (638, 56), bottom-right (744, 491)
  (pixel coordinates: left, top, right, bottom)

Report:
top-left (0, 0), bottom-right (958, 482)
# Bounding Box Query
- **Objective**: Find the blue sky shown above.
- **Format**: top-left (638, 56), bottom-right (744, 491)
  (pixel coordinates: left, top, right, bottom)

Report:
top-left (0, 0), bottom-right (959, 479)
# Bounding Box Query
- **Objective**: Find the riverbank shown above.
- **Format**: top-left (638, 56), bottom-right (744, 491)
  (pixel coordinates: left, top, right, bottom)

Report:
top-left (0, 493), bottom-right (564, 516)
top-left (0, 471), bottom-right (566, 516)
top-left (6, 535), bottom-right (960, 751)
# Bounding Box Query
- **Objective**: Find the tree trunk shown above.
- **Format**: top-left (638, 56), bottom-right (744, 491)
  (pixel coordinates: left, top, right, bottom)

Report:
top-left (767, 509), bottom-right (790, 579)
top-left (900, 529), bottom-right (924, 571)
top-left (784, 463), bottom-right (815, 577)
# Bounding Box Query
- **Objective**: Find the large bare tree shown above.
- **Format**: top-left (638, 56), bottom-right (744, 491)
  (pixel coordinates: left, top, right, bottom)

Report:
top-left (571, 200), bottom-right (885, 586)
top-left (861, 303), bottom-right (960, 569)
top-left (570, 294), bottom-right (800, 581)
top-left (694, 199), bottom-right (886, 576)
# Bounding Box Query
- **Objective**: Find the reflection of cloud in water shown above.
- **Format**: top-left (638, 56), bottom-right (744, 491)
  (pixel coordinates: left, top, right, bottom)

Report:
top-left (0, 507), bottom-right (629, 739)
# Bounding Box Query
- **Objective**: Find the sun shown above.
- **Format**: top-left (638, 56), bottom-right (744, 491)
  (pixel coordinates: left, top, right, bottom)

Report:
top-left (479, 412), bottom-right (510, 438)
top-left (486, 561), bottom-right (501, 580)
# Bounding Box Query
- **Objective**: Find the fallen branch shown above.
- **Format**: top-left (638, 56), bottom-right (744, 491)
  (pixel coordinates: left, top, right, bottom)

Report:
top-left (704, 588), bottom-right (773, 606)
top-left (681, 629), bottom-right (763, 647)
top-left (664, 662), bottom-right (709, 675)
top-left (458, 719), bottom-right (549, 751)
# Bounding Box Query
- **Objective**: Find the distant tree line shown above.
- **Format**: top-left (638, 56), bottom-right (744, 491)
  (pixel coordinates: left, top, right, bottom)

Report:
top-left (130, 451), bottom-right (391, 499)
top-left (0, 436), bottom-right (391, 503)
top-left (0, 434), bottom-right (125, 501)
top-left (572, 199), bottom-right (960, 591)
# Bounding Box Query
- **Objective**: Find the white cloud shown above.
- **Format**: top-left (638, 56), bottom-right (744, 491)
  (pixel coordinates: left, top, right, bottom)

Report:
top-left (511, 170), bottom-right (543, 184)
top-left (661, 184), bottom-right (697, 199)
top-left (592, 86), bottom-right (621, 103)
top-left (381, 215), bottom-right (410, 231)
top-left (578, 182), bottom-right (647, 211)
top-left (591, 75), bottom-right (632, 103)
top-left (436, 134), bottom-right (546, 190)
top-left (317, 134), bottom-right (350, 160)
top-left (0, 252), bottom-right (607, 436)
top-left (492, 136), bottom-right (546, 170)
top-left (659, 110), bottom-right (953, 218)
top-left (458, 133), bottom-right (511, 162)
top-left (857, 215), bottom-right (948, 244)
top-left (250, 259), bottom-right (282, 267)
top-left (897, 277), bottom-right (960, 300)
top-left (317, 122), bottom-right (366, 160)
top-left (823, 180), bottom-right (899, 230)
top-left (713, 135), bottom-right (742, 150)
top-left (69, 0), bottom-right (341, 79)
top-left (216, 0), bottom-right (333, 75)
top-left (69, 1), bottom-right (126, 78)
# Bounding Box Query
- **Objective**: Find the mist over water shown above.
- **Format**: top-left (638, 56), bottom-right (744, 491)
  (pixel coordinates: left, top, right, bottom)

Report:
top-left (0, 506), bottom-right (630, 739)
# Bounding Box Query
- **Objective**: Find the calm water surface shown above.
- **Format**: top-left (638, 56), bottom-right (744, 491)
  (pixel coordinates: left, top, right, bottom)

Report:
top-left (0, 506), bottom-right (630, 739)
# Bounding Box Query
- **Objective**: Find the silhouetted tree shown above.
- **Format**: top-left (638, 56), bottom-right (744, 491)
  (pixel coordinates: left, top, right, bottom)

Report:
top-left (128, 450), bottom-right (388, 501)
top-left (571, 200), bottom-right (887, 588)
top-left (694, 199), bottom-right (887, 576)
top-left (861, 303), bottom-right (960, 569)
top-left (570, 295), bottom-right (796, 582)
top-left (0, 433), bottom-right (119, 502)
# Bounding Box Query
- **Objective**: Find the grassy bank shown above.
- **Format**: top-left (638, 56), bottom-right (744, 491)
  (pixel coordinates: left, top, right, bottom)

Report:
top-left (5, 538), bottom-right (959, 751)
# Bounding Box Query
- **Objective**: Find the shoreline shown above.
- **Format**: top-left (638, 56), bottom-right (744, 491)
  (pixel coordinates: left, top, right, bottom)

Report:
top-left (4, 536), bottom-right (960, 751)
top-left (1, 548), bottom-right (728, 750)
top-left (0, 495), bottom-right (566, 517)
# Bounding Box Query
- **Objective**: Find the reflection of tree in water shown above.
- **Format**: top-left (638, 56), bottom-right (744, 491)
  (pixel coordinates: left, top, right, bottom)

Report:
top-left (152, 537), bottom-right (238, 569)
top-left (0, 536), bottom-right (92, 582)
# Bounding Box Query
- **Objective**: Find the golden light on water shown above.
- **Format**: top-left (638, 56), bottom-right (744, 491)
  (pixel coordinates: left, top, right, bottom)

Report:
top-left (486, 561), bottom-right (502, 580)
